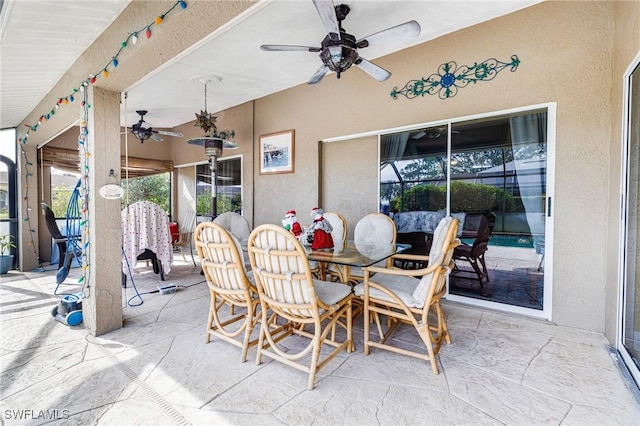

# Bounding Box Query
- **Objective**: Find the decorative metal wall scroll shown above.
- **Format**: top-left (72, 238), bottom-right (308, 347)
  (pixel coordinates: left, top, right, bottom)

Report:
top-left (390, 55), bottom-right (520, 100)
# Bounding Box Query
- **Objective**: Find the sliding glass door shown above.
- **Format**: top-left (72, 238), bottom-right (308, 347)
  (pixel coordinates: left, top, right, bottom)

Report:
top-left (621, 57), bottom-right (640, 387)
top-left (380, 106), bottom-right (552, 316)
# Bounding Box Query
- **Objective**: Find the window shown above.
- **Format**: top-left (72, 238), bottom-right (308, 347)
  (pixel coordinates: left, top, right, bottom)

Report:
top-left (196, 157), bottom-right (242, 216)
top-left (50, 168), bottom-right (81, 217)
top-left (0, 129), bottom-right (17, 253)
top-left (121, 173), bottom-right (171, 215)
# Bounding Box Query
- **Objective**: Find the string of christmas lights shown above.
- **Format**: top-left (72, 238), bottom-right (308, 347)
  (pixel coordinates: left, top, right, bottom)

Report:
top-left (19, 0), bottom-right (187, 138)
top-left (16, 0), bottom-right (188, 280)
top-left (77, 90), bottom-right (91, 294)
top-left (17, 144), bottom-right (44, 271)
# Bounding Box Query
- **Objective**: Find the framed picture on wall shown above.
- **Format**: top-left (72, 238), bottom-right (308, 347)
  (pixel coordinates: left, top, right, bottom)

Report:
top-left (259, 129), bottom-right (295, 175)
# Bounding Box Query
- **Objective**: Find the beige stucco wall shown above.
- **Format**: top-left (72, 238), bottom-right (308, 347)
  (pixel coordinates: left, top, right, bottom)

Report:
top-left (252, 1), bottom-right (619, 332)
top-left (322, 135), bottom-right (379, 238)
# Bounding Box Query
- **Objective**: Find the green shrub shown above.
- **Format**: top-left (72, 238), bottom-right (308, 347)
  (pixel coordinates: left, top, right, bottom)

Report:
top-left (394, 181), bottom-right (523, 213)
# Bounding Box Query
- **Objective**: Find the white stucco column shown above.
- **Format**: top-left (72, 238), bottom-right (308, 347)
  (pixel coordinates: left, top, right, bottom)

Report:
top-left (83, 86), bottom-right (123, 336)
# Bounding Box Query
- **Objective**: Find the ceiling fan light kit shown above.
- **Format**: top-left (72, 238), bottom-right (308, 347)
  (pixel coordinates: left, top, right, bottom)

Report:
top-left (260, 0), bottom-right (420, 84)
top-left (129, 110), bottom-right (184, 143)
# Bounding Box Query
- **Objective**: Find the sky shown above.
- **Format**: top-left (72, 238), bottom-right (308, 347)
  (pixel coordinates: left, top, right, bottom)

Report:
top-left (0, 129), bottom-right (16, 161)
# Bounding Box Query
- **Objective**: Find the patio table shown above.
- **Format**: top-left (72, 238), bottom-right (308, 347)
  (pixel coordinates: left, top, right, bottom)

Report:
top-left (241, 238), bottom-right (410, 284)
top-left (307, 240), bottom-right (410, 284)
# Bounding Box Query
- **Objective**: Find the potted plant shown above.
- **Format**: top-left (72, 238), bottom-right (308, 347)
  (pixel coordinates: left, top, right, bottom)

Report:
top-left (0, 234), bottom-right (16, 274)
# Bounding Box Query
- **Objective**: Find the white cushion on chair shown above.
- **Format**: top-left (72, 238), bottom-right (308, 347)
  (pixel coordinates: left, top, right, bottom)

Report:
top-left (214, 212), bottom-right (251, 241)
top-left (354, 214), bottom-right (395, 243)
top-left (313, 279), bottom-right (352, 306)
top-left (411, 216), bottom-right (452, 306)
top-left (353, 274), bottom-right (421, 308)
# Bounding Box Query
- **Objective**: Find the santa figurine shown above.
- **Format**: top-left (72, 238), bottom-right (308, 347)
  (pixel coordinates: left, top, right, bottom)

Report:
top-left (282, 210), bottom-right (303, 237)
top-left (307, 207), bottom-right (334, 250)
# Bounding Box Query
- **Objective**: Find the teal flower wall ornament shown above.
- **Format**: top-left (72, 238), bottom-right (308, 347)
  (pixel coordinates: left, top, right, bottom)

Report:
top-left (390, 55), bottom-right (520, 100)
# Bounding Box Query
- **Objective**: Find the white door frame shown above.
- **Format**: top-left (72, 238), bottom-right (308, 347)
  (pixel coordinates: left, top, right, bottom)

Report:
top-left (618, 50), bottom-right (640, 387)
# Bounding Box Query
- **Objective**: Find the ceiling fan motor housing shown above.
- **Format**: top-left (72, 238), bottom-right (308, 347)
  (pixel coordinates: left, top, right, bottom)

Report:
top-left (320, 31), bottom-right (358, 75)
top-left (131, 122), bottom-right (152, 142)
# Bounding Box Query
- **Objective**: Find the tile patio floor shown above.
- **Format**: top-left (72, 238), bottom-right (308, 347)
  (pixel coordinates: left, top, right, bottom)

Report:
top-left (1, 259), bottom-right (639, 425)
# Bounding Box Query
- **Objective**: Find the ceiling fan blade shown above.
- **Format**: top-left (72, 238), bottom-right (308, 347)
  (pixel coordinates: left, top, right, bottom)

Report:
top-left (156, 130), bottom-right (183, 137)
top-left (356, 58), bottom-right (392, 82)
top-left (356, 20), bottom-right (421, 49)
top-left (312, 0), bottom-right (340, 40)
top-left (308, 65), bottom-right (330, 85)
top-left (150, 133), bottom-right (164, 142)
top-left (261, 44), bottom-right (321, 52)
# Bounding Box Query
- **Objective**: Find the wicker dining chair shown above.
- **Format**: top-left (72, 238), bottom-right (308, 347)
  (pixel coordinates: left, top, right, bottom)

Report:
top-left (173, 210), bottom-right (197, 267)
top-left (346, 212), bottom-right (397, 285)
top-left (354, 217), bottom-right (459, 374)
top-left (213, 211), bottom-right (251, 241)
top-left (195, 221), bottom-right (260, 362)
top-left (247, 224), bottom-right (353, 390)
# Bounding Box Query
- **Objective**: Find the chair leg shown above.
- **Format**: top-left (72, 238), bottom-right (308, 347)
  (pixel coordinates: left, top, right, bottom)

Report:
top-left (189, 239), bottom-right (196, 267)
top-left (417, 322), bottom-right (439, 374)
top-left (479, 254), bottom-right (489, 280)
top-left (469, 259), bottom-right (485, 285)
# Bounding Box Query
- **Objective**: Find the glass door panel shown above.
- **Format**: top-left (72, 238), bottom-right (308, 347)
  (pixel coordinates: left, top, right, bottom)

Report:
top-left (448, 112), bottom-right (547, 310)
top-left (621, 60), bottom-right (640, 385)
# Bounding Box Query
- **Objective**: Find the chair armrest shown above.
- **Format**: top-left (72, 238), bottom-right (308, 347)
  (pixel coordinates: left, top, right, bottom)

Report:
top-left (365, 261), bottom-right (440, 278)
top-left (389, 253), bottom-right (430, 262)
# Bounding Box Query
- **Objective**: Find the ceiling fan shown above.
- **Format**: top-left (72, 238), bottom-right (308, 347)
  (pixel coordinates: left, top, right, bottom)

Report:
top-left (260, 0), bottom-right (421, 84)
top-left (129, 110), bottom-right (183, 143)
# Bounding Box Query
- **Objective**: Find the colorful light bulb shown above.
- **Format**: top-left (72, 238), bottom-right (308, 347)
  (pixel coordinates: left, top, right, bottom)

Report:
top-left (145, 27), bottom-right (151, 39)
top-left (179, 1), bottom-right (186, 9)
top-left (155, 15), bottom-right (163, 25)
top-left (131, 33), bottom-right (138, 45)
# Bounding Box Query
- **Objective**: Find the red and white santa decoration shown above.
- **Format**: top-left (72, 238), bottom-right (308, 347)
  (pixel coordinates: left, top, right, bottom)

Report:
top-left (307, 207), bottom-right (334, 250)
top-left (282, 209), bottom-right (303, 237)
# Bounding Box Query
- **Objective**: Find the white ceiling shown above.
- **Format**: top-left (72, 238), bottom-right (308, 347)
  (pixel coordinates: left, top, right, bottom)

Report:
top-left (0, 0), bottom-right (131, 129)
top-left (1, 0), bottom-right (542, 132)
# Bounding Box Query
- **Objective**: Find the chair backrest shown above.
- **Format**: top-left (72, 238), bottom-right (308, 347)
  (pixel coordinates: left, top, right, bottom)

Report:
top-left (411, 217), bottom-right (459, 306)
top-left (324, 212), bottom-right (347, 247)
top-left (195, 222), bottom-right (254, 303)
top-left (41, 203), bottom-right (64, 240)
top-left (470, 212), bottom-right (496, 255)
top-left (354, 213), bottom-right (397, 268)
top-left (214, 212), bottom-right (251, 241)
top-left (354, 213), bottom-right (396, 244)
top-left (247, 224), bottom-right (323, 320)
top-left (180, 209), bottom-right (197, 234)
top-left (64, 179), bottom-right (82, 251)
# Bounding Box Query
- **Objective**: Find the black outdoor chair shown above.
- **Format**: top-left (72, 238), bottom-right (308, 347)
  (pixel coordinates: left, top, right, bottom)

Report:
top-left (452, 212), bottom-right (496, 285)
top-left (42, 203), bottom-right (81, 272)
